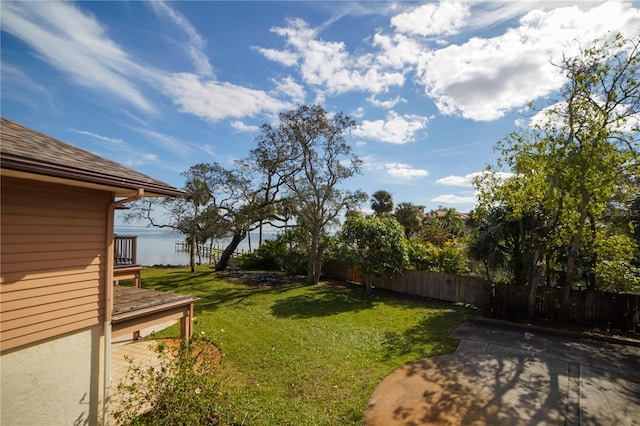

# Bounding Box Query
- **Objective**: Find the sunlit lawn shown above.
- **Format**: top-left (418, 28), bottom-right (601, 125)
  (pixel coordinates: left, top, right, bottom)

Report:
top-left (137, 267), bottom-right (471, 425)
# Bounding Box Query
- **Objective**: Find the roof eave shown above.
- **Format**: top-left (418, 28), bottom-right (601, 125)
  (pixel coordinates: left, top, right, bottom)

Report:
top-left (1, 156), bottom-right (184, 198)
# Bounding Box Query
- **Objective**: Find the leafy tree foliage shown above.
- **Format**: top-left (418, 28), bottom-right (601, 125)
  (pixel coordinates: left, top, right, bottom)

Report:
top-left (394, 202), bottom-right (423, 239)
top-left (127, 159), bottom-right (289, 272)
top-left (474, 34), bottom-right (640, 316)
top-left (256, 105), bottom-right (367, 284)
top-left (340, 214), bottom-right (409, 294)
top-left (406, 240), bottom-right (467, 274)
top-left (238, 228), bottom-right (309, 275)
top-left (126, 165), bottom-right (225, 272)
top-left (420, 208), bottom-right (464, 247)
top-left (371, 190), bottom-right (394, 217)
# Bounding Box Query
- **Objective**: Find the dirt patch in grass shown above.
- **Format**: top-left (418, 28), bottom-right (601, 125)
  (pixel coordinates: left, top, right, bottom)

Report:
top-left (154, 338), bottom-right (222, 367)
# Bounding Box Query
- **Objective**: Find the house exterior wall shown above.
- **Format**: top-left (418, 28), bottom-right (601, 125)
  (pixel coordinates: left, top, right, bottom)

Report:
top-left (1, 176), bottom-right (110, 351)
top-left (0, 176), bottom-right (112, 424)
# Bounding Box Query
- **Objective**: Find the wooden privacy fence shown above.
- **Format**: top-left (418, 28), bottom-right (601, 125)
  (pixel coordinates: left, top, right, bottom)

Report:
top-left (322, 261), bottom-right (640, 333)
top-left (489, 284), bottom-right (640, 333)
top-left (376, 271), bottom-right (488, 306)
top-left (322, 261), bottom-right (487, 306)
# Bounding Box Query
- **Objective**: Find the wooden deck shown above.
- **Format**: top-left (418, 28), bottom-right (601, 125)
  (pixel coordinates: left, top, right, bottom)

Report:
top-left (112, 286), bottom-right (199, 340)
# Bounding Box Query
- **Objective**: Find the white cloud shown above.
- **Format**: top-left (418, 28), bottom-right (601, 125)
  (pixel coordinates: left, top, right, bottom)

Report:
top-left (230, 121), bottom-right (260, 132)
top-left (353, 111), bottom-right (428, 144)
top-left (135, 126), bottom-right (194, 156)
top-left (0, 64), bottom-right (55, 111)
top-left (259, 18), bottom-right (405, 96)
top-left (372, 33), bottom-right (424, 69)
top-left (163, 73), bottom-right (292, 121)
top-left (2, 2), bottom-right (155, 112)
top-left (391, 1), bottom-right (470, 37)
top-left (437, 171), bottom-right (514, 187)
top-left (414, 1), bottom-right (640, 121)
top-left (150, 1), bottom-right (214, 77)
top-left (367, 94), bottom-right (405, 109)
top-left (255, 47), bottom-right (299, 67)
top-left (431, 194), bottom-right (476, 204)
top-left (272, 76), bottom-right (306, 105)
top-left (69, 129), bottom-right (123, 144)
top-left (437, 172), bottom-right (481, 187)
top-left (385, 163), bottom-right (429, 179)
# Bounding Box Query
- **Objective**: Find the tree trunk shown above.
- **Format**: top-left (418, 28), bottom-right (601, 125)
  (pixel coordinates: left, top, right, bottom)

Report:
top-left (215, 230), bottom-right (247, 271)
top-left (189, 233), bottom-right (197, 273)
top-left (307, 230), bottom-right (322, 284)
top-left (527, 247), bottom-right (544, 319)
top-left (560, 193), bottom-right (590, 321)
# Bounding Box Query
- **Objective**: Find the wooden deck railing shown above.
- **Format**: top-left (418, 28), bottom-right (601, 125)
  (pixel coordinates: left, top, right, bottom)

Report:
top-left (114, 235), bottom-right (137, 267)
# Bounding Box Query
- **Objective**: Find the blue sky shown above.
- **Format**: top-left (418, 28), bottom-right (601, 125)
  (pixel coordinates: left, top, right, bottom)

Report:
top-left (2, 1), bottom-right (639, 217)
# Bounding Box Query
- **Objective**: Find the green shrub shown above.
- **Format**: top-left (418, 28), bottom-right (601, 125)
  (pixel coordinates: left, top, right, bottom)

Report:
top-left (238, 230), bottom-right (308, 275)
top-left (113, 336), bottom-right (227, 426)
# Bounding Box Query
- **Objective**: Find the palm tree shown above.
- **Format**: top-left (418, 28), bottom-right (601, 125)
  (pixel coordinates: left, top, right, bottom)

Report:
top-left (371, 190), bottom-right (394, 217)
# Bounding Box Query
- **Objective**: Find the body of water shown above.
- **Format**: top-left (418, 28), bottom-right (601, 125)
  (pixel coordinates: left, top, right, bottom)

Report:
top-left (114, 226), bottom-right (273, 266)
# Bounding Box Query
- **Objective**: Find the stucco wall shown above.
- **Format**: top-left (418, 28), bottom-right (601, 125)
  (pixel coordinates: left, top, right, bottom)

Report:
top-left (0, 326), bottom-right (106, 425)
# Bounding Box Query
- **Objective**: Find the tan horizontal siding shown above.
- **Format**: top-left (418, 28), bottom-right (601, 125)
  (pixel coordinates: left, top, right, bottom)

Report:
top-left (0, 265), bottom-right (103, 286)
top-left (2, 224), bottom-right (105, 235)
top-left (2, 257), bottom-right (103, 278)
top-left (2, 294), bottom-right (102, 324)
top-left (1, 249), bottom-right (105, 265)
top-left (2, 240), bottom-right (105, 255)
top-left (1, 233), bottom-right (105, 246)
top-left (1, 214), bottom-right (106, 228)
top-left (2, 284), bottom-right (102, 309)
top-left (0, 203), bottom-right (103, 219)
top-left (1, 270), bottom-right (103, 292)
top-left (0, 176), bottom-right (112, 352)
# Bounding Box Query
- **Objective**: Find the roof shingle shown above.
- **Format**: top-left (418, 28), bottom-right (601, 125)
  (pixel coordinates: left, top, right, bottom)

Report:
top-left (0, 117), bottom-right (183, 197)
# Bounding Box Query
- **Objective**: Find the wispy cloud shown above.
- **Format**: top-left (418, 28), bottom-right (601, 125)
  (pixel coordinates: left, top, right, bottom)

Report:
top-left (0, 64), bottom-right (55, 111)
top-left (134, 126), bottom-right (194, 157)
top-left (163, 73), bottom-right (292, 122)
top-left (149, 1), bottom-right (214, 77)
top-left (69, 128), bottom-right (123, 144)
top-left (2, 2), bottom-right (156, 113)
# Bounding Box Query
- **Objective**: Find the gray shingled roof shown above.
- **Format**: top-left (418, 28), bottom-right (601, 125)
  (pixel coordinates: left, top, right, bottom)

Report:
top-left (0, 117), bottom-right (183, 197)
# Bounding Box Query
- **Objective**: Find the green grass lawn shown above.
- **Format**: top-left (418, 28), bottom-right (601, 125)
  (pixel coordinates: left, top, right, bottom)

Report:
top-left (135, 267), bottom-right (471, 425)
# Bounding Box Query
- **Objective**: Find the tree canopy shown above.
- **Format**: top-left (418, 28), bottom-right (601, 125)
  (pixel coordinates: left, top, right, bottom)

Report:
top-left (474, 34), bottom-right (640, 316)
top-left (255, 105), bottom-right (367, 284)
top-left (340, 214), bottom-right (409, 294)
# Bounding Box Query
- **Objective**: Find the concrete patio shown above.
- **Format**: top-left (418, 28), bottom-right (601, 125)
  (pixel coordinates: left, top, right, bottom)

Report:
top-left (365, 320), bottom-right (640, 425)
